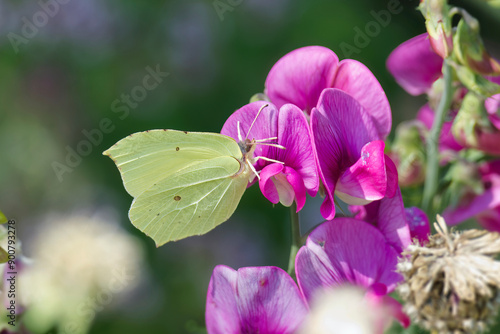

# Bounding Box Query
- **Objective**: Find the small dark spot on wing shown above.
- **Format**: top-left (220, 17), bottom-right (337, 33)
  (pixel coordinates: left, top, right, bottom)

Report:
top-left (174, 195), bottom-right (181, 201)
top-left (183, 131), bottom-right (188, 134)
top-left (176, 147), bottom-right (180, 151)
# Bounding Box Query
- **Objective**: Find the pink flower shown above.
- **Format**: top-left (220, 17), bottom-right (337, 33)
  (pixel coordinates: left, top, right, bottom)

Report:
top-left (265, 45), bottom-right (391, 138)
top-left (311, 89), bottom-right (398, 220)
top-left (295, 218), bottom-right (410, 331)
top-left (443, 160), bottom-right (500, 232)
top-left (386, 33), bottom-right (443, 96)
top-left (205, 265), bottom-right (308, 334)
top-left (221, 101), bottom-right (319, 211)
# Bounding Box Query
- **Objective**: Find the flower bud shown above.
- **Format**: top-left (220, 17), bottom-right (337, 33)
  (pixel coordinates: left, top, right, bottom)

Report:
top-left (419, 0), bottom-right (453, 58)
top-left (454, 14), bottom-right (500, 76)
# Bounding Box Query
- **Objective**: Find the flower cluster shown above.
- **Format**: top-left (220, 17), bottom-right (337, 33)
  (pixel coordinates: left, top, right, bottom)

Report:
top-left (206, 45), bottom-right (432, 333)
top-left (386, 30), bottom-right (500, 232)
top-left (206, 218), bottom-right (410, 334)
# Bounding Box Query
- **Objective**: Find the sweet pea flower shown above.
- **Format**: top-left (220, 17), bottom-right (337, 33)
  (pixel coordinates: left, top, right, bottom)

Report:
top-left (443, 160), bottom-right (500, 232)
top-left (265, 45), bottom-right (391, 138)
top-left (205, 265), bottom-right (308, 334)
top-left (311, 89), bottom-right (397, 219)
top-left (386, 33), bottom-right (443, 96)
top-left (221, 101), bottom-right (318, 211)
top-left (295, 218), bottom-right (410, 331)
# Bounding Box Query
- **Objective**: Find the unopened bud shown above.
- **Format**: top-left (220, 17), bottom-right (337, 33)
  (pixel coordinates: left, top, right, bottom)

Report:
top-left (454, 14), bottom-right (500, 76)
top-left (419, 0), bottom-right (453, 58)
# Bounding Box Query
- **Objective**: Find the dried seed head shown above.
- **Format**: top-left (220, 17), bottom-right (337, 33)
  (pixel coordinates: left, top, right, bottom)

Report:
top-left (397, 215), bottom-right (500, 334)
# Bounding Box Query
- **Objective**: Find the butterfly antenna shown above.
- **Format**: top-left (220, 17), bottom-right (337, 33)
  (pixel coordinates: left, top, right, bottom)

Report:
top-left (254, 156), bottom-right (285, 165)
top-left (246, 104), bottom-right (268, 139)
top-left (254, 136), bottom-right (285, 149)
top-left (237, 121), bottom-right (243, 142)
top-left (254, 136), bottom-right (277, 142)
top-left (248, 161), bottom-right (260, 180)
top-left (255, 142), bottom-right (286, 149)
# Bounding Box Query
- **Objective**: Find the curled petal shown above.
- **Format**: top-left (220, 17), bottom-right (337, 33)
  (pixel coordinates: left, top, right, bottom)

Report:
top-left (206, 265), bottom-right (308, 334)
top-left (387, 33), bottom-right (443, 96)
top-left (335, 141), bottom-right (388, 205)
top-left (265, 46), bottom-right (339, 113)
top-left (259, 164), bottom-right (307, 211)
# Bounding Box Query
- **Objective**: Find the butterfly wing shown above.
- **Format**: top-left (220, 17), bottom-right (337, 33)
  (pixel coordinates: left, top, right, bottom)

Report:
top-left (129, 156), bottom-right (249, 246)
top-left (103, 130), bottom-right (243, 198)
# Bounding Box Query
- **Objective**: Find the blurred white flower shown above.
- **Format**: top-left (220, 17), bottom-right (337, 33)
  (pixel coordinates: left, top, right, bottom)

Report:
top-left (20, 212), bottom-right (144, 334)
top-left (297, 286), bottom-right (388, 334)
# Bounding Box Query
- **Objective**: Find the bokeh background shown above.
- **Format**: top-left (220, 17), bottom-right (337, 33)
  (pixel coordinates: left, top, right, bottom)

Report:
top-left (1, 0), bottom-right (500, 333)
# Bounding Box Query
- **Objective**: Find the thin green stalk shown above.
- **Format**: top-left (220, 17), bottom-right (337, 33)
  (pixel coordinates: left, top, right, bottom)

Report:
top-left (422, 61), bottom-right (453, 216)
top-left (287, 202), bottom-right (302, 278)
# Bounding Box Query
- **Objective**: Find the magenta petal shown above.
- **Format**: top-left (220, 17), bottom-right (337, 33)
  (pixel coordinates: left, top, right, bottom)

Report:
top-left (385, 155), bottom-right (398, 198)
top-left (387, 33), bottom-right (443, 95)
top-left (284, 166), bottom-right (307, 211)
top-left (259, 163), bottom-right (283, 205)
top-left (336, 141), bottom-right (387, 205)
top-left (443, 186), bottom-right (500, 225)
top-left (311, 89), bottom-right (381, 219)
top-left (206, 265), bottom-right (308, 334)
top-left (265, 46), bottom-right (339, 113)
top-left (259, 164), bottom-right (307, 211)
top-left (275, 104), bottom-right (319, 197)
top-left (405, 207), bottom-right (430, 244)
top-left (295, 218), bottom-right (403, 301)
top-left (206, 265), bottom-right (242, 334)
top-left (333, 59), bottom-right (392, 138)
top-left (350, 188), bottom-right (411, 253)
top-left (237, 266), bottom-right (308, 333)
top-left (375, 188), bottom-right (412, 253)
top-left (221, 101), bottom-right (278, 171)
top-left (477, 207), bottom-right (500, 232)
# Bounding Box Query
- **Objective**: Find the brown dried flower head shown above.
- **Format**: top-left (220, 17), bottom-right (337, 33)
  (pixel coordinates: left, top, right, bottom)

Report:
top-left (397, 215), bottom-right (500, 334)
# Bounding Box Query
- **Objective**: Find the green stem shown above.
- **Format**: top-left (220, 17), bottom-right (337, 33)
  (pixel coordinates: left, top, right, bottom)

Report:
top-left (422, 61), bottom-right (453, 217)
top-left (287, 203), bottom-right (302, 278)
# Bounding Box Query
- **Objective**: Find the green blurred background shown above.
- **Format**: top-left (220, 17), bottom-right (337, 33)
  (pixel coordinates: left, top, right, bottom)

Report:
top-left (1, 0), bottom-right (499, 333)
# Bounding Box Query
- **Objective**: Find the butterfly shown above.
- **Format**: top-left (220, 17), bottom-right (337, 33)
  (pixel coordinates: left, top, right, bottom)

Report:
top-left (104, 104), bottom-right (282, 247)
